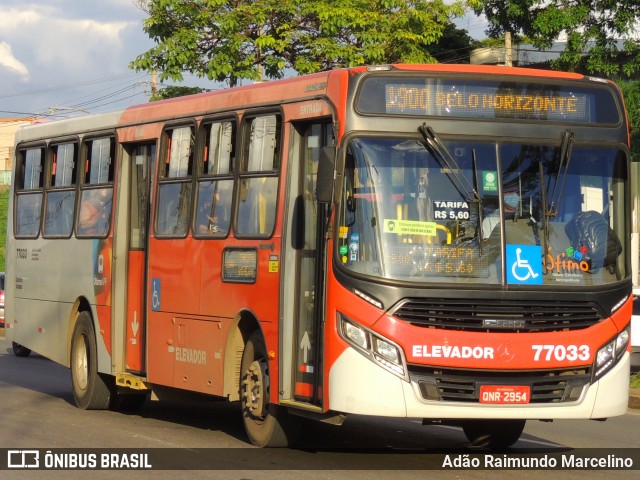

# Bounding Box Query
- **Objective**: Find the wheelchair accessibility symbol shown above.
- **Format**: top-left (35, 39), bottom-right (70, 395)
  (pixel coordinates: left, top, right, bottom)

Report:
top-left (151, 278), bottom-right (161, 311)
top-left (506, 244), bottom-right (542, 285)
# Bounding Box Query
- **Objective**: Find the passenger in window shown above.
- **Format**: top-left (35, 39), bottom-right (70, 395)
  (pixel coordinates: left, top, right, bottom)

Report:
top-left (482, 192), bottom-right (520, 240)
top-left (196, 192), bottom-right (227, 235)
top-left (78, 189), bottom-right (111, 236)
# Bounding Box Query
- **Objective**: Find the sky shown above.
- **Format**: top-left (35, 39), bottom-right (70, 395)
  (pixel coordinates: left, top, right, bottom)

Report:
top-left (0, 0), bottom-right (490, 121)
top-left (0, 0), bottom-right (214, 120)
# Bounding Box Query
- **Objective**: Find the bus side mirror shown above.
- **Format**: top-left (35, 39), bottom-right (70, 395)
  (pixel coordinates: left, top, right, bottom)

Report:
top-left (316, 147), bottom-right (335, 204)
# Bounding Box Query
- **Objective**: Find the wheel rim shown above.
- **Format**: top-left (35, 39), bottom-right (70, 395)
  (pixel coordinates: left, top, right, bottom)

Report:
top-left (242, 359), bottom-right (269, 419)
top-left (73, 334), bottom-right (89, 391)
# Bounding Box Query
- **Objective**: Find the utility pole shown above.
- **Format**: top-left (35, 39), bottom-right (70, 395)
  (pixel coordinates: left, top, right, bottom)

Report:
top-left (151, 70), bottom-right (158, 98)
top-left (505, 31), bottom-right (513, 67)
top-left (256, 63), bottom-right (264, 84)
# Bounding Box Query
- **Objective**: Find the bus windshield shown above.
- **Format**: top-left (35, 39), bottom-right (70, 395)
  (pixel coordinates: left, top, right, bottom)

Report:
top-left (337, 136), bottom-right (627, 287)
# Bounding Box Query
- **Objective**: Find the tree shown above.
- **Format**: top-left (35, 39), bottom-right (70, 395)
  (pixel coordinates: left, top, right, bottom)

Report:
top-left (619, 81), bottom-right (640, 162)
top-left (427, 22), bottom-right (476, 64)
top-left (473, 0), bottom-right (535, 40)
top-left (130, 0), bottom-right (468, 87)
top-left (475, 0), bottom-right (640, 78)
top-left (151, 85), bottom-right (208, 101)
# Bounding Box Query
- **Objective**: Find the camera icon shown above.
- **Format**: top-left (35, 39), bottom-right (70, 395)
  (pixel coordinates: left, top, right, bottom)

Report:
top-left (7, 450), bottom-right (40, 468)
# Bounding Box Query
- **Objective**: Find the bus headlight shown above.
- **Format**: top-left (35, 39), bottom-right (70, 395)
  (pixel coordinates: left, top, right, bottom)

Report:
top-left (615, 329), bottom-right (629, 355)
top-left (593, 327), bottom-right (630, 381)
top-left (343, 321), bottom-right (369, 350)
top-left (338, 314), bottom-right (408, 381)
top-left (374, 337), bottom-right (400, 364)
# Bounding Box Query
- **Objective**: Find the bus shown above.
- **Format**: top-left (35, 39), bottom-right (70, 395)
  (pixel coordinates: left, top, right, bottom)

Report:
top-left (6, 64), bottom-right (632, 448)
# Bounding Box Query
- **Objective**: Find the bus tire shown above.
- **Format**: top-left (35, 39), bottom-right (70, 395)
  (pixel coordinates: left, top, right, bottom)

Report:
top-left (240, 331), bottom-right (301, 447)
top-left (70, 312), bottom-right (111, 410)
top-left (462, 419), bottom-right (526, 448)
top-left (12, 342), bottom-right (32, 357)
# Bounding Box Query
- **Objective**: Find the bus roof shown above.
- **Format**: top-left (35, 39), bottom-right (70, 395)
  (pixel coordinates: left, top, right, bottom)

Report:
top-left (118, 70), bottom-right (336, 126)
top-left (14, 110), bottom-right (124, 145)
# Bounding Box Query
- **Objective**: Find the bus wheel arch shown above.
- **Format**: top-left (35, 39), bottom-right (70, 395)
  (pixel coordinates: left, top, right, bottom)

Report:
top-left (70, 310), bottom-right (111, 410)
top-left (224, 310), bottom-right (262, 402)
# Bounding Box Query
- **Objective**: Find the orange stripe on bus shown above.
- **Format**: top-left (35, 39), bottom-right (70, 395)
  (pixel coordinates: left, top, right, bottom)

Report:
top-left (295, 382), bottom-right (313, 397)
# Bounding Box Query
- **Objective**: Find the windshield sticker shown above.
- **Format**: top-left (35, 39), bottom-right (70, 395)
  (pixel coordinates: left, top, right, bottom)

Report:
top-left (506, 244), bottom-right (543, 285)
top-left (433, 201), bottom-right (470, 221)
top-left (482, 171), bottom-right (498, 192)
top-left (339, 226), bottom-right (349, 239)
top-left (544, 246), bottom-right (590, 275)
top-left (349, 233), bottom-right (359, 261)
top-left (340, 245), bottom-right (348, 263)
top-left (383, 219), bottom-right (437, 236)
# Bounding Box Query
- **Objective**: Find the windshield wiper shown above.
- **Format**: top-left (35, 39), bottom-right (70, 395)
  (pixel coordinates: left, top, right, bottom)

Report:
top-left (537, 130), bottom-right (574, 262)
top-left (418, 124), bottom-right (481, 203)
top-left (472, 148), bottom-right (484, 254)
top-left (539, 162), bottom-right (550, 263)
top-left (547, 130), bottom-right (575, 218)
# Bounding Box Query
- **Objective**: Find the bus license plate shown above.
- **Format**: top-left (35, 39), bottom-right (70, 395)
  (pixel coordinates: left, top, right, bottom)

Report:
top-left (479, 385), bottom-right (530, 404)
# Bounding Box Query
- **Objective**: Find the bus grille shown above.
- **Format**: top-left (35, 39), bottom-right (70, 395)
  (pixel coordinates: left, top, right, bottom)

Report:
top-left (391, 298), bottom-right (604, 332)
top-left (409, 367), bottom-right (591, 404)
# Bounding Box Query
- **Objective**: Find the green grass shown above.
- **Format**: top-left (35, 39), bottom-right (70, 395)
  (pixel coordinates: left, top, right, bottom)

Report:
top-left (631, 372), bottom-right (640, 389)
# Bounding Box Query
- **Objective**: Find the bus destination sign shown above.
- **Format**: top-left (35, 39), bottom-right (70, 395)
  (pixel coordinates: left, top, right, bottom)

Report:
top-left (356, 76), bottom-right (620, 124)
top-left (385, 84), bottom-right (588, 121)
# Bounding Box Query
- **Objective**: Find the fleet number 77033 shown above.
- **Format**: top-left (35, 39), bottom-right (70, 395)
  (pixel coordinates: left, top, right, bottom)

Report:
top-left (531, 344), bottom-right (590, 362)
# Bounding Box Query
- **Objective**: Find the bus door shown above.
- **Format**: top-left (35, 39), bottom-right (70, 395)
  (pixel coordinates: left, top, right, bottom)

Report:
top-left (124, 143), bottom-right (155, 374)
top-left (282, 121), bottom-right (334, 406)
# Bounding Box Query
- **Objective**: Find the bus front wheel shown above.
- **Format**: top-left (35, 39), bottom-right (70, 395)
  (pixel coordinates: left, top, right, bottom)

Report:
top-left (240, 331), bottom-right (300, 447)
top-left (70, 312), bottom-right (111, 410)
top-left (461, 419), bottom-right (526, 448)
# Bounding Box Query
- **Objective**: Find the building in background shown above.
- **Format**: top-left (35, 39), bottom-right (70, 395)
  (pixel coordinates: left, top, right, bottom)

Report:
top-left (470, 40), bottom-right (628, 69)
top-left (0, 118), bottom-right (37, 185)
top-left (471, 43), bottom-right (566, 68)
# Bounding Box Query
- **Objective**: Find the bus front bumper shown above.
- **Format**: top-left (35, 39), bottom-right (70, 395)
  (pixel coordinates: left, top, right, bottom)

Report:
top-left (328, 347), bottom-right (630, 420)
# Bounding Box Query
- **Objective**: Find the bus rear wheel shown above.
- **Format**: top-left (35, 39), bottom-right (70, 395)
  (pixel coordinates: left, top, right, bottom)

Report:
top-left (462, 419), bottom-right (526, 448)
top-left (70, 312), bottom-right (111, 410)
top-left (12, 342), bottom-right (31, 357)
top-left (240, 331), bottom-right (300, 447)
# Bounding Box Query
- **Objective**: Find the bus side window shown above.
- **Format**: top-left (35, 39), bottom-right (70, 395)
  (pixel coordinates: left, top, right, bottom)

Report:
top-left (77, 137), bottom-right (115, 238)
top-left (236, 114), bottom-right (280, 237)
top-left (155, 125), bottom-right (195, 237)
top-left (194, 120), bottom-right (235, 237)
top-left (15, 147), bottom-right (45, 238)
top-left (44, 141), bottom-right (78, 237)
top-left (77, 188), bottom-right (113, 237)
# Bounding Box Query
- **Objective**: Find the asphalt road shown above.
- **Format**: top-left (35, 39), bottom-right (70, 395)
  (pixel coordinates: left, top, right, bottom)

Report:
top-left (0, 334), bottom-right (639, 480)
